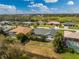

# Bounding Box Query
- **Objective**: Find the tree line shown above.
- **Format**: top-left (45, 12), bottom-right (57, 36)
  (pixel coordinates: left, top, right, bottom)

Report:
top-left (0, 14), bottom-right (79, 23)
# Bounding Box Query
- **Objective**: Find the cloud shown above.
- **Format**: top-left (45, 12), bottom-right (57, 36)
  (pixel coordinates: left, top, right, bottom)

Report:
top-left (30, 9), bottom-right (38, 14)
top-left (33, 3), bottom-right (49, 11)
top-left (28, 3), bottom-right (63, 14)
top-left (28, 3), bottom-right (51, 13)
top-left (0, 4), bottom-right (17, 14)
top-left (67, 1), bottom-right (74, 5)
top-left (0, 4), bottom-right (26, 14)
top-left (44, 0), bottom-right (58, 3)
top-left (0, 4), bottom-right (16, 10)
top-left (30, 2), bottom-right (35, 4)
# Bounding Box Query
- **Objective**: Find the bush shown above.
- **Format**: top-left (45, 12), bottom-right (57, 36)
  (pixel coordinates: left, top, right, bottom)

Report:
top-left (67, 48), bottom-right (75, 53)
top-left (53, 30), bottom-right (67, 53)
top-left (30, 35), bottom-right (47, 42)
top-left (0, 39), bottom-right (31, 59)
top-left (16, 33), bottom-right (29, 44)
top-left (5, 36), bottom-right (17, 44)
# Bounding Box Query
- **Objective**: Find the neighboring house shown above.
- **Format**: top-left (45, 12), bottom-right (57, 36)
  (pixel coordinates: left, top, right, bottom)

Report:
top-left (2, 25), bottom-right (12, 30)
top-left (0, 25), bottom-right (13, 35)
top-left (0, 21), bottom-right (12, 25)
top-left (48, 21), bottom-right (60, 25)
top-left (48, 21), bottom-right (60, 28)
top-left (33, 28), bottom-right (56, 41)
top-left (0, 27), bottom-right (13, 36)
top-left (63, 22), bottom-right (75, 29)
top-left (64, 31), bottom-right (79, 53)
top-left (10, 26), bottom-right (32, 35)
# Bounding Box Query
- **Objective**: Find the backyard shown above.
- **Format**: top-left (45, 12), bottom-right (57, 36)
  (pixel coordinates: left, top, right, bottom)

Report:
top-left (0, 32), bottom-right (79, 59)
top-left (23, 40), bottom-right (79, 59)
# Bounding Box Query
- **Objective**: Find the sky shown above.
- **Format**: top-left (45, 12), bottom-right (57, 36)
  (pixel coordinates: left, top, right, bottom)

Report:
top-left (0, 0), bottom-right (79, 14)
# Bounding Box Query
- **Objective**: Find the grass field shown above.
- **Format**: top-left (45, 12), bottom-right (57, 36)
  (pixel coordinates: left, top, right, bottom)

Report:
top-left (61, 53), bottom-right (79, 59)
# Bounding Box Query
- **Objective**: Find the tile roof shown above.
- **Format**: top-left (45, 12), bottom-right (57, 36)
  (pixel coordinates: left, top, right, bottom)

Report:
top-left (48, 21), bottom-right (60, 25)
top-left (10, 26), bottom-right (32, 34)
top-left (64, 31), bottom-right (79, 39)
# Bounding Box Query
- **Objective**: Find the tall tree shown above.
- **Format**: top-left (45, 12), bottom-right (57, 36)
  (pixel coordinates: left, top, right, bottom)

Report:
top-left (53, 30), bottom-right (66, 53)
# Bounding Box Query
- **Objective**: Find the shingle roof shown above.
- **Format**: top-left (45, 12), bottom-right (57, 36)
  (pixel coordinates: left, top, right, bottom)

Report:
top-left (34, 28), bottom-right (56, 36)
top-left (63, 22), bottom-right (75, 26)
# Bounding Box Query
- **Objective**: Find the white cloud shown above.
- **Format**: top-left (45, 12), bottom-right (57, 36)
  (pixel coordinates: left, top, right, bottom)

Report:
top-left (28, 3), bottom-right (51, 13)
top-left (44, 0), bottom-right (58, 3)
top-left (28, 3), bottom-right (62, 13)
top-left (0, 4), bottom-right (17, 14)
top-left (30, 9), bottom-right (38, 13)
top-left (0, 4), bottom-right (26, 14)
top-left (51, 8), bottom-right (58, 10)
top-left (0, 4), bottom-right (16, 10)
top-left (30, 2), bottom-right (34, 4)
top-left (33, 3), bottom-right (49, 11)
top-left (67, 1), bottom-right (74, 5)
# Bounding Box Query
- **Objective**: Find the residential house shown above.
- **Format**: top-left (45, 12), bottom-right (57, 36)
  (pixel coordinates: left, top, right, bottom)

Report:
top-left (33, 28), bottom-right (56, 41)
top-left (63, 22), bottom-right (75, 29)
top-left (10, 26), bottom-right (32, 35)
top-left (48, 21), bottom-right (60, 28)
top-left (0, 21), bottom-right (12, 25)
top-left (48, 21), bottom-right (60, 25)
top-left (64, 31), bottom-right (79, 53)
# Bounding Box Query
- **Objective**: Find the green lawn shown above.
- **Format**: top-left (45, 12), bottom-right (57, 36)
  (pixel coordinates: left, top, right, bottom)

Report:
top-left (61, 53), bottom-right (79, 59)
top-left (38, 24), bottom-right (54, 28)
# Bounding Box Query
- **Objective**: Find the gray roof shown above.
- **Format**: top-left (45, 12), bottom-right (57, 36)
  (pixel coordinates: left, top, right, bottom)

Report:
top-left (33, 28), bottom-right (56, 36)
top-left (63, 22), bottom-right (75, 26)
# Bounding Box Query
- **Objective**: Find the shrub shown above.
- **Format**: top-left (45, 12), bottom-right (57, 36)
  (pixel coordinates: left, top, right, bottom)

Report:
top-left (30, 35), bottom-right (47, 42)
top-left (67, 48), bottom-right (75, 53)
top-left (16, 33), bottom-right (29, 44)
top-left (5, 36), bottom-right (17, 44)
top-left (0, 39), bottom-right (31, 59)
top-left (53, 30), bottom-right (67, 53)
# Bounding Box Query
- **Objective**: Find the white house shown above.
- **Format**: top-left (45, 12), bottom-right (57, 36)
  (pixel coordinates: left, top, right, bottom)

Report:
top-left (64, 31), bottom-right (79, 53)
